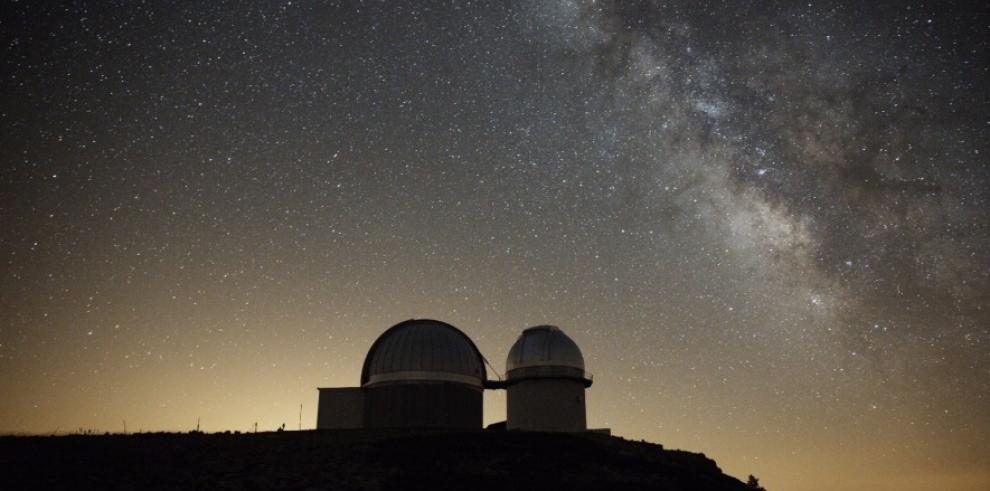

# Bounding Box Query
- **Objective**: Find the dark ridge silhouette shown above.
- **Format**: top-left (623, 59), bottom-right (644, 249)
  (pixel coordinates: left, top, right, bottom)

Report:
top-left (0, 430), bottom-right (758, 490)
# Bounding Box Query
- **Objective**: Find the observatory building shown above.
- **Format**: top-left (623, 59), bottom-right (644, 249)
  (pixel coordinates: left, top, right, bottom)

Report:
top-left (504, 325), bottom-right (593, 431)
top-left (318, 319), bottom-right (487, 429)
top-left (317, 319), bottom-right (594, 432)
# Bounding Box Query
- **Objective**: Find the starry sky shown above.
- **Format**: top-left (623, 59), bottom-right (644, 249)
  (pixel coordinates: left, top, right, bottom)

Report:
top-left (1, 1), bottom-right (988, 490)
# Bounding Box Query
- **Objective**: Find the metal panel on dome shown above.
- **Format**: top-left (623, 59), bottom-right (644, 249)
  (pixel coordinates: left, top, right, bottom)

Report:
top-left (506, 325), bottom-right (585, 373)
top-left (361, 319), bottom-right (487, 387)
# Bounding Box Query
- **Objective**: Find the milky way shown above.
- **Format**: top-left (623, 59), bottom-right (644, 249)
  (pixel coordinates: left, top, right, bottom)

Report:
top-left (1, 2), bottom-right (988, 490)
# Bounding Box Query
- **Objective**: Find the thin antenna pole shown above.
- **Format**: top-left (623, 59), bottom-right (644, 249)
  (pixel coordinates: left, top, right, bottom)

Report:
top-left (123, 420), bottom-right (127, 434)
top-left (196, 418), bottom-right (200, 432)
top-left (298, 404), bottom-right (302, 431)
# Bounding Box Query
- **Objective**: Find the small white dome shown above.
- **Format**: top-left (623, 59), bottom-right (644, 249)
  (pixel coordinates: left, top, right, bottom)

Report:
top-left (506, 325), bottom-right (585, 373)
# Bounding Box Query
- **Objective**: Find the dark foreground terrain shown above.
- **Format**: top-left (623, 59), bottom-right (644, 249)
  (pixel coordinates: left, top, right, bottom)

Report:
top-left (0, 430), bottom-right (755, 490)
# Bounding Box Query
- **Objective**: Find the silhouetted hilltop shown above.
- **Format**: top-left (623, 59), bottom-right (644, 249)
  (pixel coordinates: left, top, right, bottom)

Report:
top-left (0, 430), bottom-right (757, 490)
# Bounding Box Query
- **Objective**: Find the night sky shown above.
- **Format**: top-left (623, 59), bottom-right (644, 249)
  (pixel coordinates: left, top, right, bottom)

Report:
top-left (1, 1), bottom-right (988, 490)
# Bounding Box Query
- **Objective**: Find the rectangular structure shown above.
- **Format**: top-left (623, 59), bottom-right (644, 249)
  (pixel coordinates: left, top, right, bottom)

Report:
top-left (316, 387), bottom-right (364, 429)
top-left (506, 379), bottom-right (586, 432)
top-left (363, 383), bottom-right (482, 429)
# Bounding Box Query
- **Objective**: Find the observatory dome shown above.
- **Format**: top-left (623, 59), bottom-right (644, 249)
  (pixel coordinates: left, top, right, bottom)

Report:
top-left (360, 319), bottom-right (487, 388)
top-left (504, 325), bottom-right (591, 431)
top-left (506, 325), bottom-right (586, 373)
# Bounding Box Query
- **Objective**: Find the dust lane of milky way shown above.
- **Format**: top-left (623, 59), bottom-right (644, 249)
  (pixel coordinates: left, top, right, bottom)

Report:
top-left (1, 2), bottom-right (988, 491)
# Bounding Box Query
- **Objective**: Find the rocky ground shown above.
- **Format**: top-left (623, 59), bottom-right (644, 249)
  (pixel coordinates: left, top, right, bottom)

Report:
top-left (0, 429), bottom-right (757, 490)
